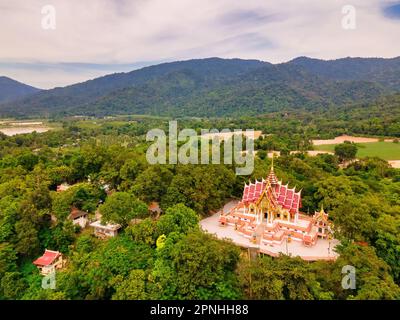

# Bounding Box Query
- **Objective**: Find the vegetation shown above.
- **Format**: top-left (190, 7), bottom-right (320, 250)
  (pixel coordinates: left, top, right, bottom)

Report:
top-left (334, 142), bottom-right (358, 162)
top-left (2, 57), bottom-right (400, 118)
top-left (0, 99), bottom-right (399, 300)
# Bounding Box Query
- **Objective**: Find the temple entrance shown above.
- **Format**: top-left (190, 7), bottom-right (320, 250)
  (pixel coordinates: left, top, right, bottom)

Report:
top-left (264, 212), bottom-right (268, 223)
top-left (277, 210), bottom-right (289, 221)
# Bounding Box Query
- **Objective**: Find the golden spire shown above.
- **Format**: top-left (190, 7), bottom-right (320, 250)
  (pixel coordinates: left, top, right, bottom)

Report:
top-left (271, 152), bottom-right (274, 171)
top-left (267, 152), bottom-right (278, 185)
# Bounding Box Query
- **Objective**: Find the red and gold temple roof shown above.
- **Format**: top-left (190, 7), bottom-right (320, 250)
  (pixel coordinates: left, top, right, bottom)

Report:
top-left (241, 168), bottom-right (302, 214)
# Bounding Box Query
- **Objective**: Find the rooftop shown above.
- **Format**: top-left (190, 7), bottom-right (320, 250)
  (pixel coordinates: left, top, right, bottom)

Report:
top-left (69, 207), bottom-right (88, 219)
top-left (242, 179), bottom-right (301, 214)
top-left (148, 201), bottom-right (162, 213)
top-left (33, 250), bottom-right (61, 267)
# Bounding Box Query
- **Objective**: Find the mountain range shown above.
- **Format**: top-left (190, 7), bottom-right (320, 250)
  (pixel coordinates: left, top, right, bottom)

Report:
top-left (1, 56), bottom-right (400, 118)
top-left (0, 76), bottom-right (41, 105)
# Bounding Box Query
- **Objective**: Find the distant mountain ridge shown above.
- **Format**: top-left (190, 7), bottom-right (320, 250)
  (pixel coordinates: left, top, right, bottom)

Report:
top-left (0, 77), bottom-right (41, 104)
top-left (0, 56), bottom-right (399, 118)
top-left (289, 56), bottom-right (400, 90)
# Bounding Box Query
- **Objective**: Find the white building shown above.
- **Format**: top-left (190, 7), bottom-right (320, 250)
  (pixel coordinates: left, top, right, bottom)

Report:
top-left (90, 220), bottom-right (121, 238)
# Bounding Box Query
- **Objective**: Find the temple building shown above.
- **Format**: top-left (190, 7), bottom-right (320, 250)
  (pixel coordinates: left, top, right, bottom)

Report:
top-left (218, 161), bottom-right (334, 251)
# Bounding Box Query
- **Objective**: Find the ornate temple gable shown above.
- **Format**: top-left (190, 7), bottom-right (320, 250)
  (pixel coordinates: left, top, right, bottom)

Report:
top-left (313, 205), bottom-right (329, 223)
top-left (312, 205), bottom-right (332, 239)
top-left (241, 167), bottom-right (302, 215)
top-left (242, 179), bottom-right (267, 203)
top-left (255, 181), bottom-right (278, 212)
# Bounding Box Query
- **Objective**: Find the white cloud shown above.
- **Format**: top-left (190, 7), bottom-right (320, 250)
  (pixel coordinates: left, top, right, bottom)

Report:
top-left (0, 0), bottom-right (399, 88)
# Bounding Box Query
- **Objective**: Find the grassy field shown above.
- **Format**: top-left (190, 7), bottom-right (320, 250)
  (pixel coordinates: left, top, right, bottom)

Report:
top-left (314, 141), bottom-right (400, 160)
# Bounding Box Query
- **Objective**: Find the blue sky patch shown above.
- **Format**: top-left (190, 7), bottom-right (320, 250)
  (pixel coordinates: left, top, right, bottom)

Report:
top-left (383, 2), bottom-right (400, 19)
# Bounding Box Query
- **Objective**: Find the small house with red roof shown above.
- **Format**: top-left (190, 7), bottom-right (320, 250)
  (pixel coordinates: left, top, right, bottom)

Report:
top-left (33, 250), bottom-right (64, 275)
top-left (148, 201), bottom-right (162, 217)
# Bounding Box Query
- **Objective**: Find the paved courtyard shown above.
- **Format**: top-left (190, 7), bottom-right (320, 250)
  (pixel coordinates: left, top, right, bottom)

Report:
top-left (200, 201), bottom-right (340, 261)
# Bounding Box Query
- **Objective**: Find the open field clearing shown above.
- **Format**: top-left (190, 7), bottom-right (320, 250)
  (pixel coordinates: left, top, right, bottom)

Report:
top-left (312, 135), bottom-right (394, 145)
top-left (314, 141), bottom-right (400, 161)
top-left (0, 127), bottom-right (50, 136)
top-left (388, 160), bottom-right (400, 168)
top-left (0, 119), bottom-right (56, 136)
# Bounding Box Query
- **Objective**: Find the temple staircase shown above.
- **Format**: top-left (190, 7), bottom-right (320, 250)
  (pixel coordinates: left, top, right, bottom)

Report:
top-left (255, 223), bottom-right (266, 245)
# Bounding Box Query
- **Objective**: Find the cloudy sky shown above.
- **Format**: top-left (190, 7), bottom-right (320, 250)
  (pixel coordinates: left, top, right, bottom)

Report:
top-left (1, 0), bottom-right (400, 89)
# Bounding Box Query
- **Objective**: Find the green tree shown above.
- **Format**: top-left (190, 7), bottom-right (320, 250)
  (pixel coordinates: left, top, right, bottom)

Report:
top-left (52, 183), bottom-right (105, 220)
top-left (131, 165), bottom-right (173, 203)
top-left (157, 203), bottom-right (199, 236)
top-left (40, 220), bottom-right (76, 253)
top-left (373, 214), bottom-right (400, 283)
top-left (128, 218), bottom-right (158, 246)
top-left (112, 269), bottom-right (148, 300)
top-left (0, 272), bottom-right (27, 299)
top-left (0, 243), bottom-right (17, 278)
top-left (151, 231), bottom-right (240, 299)
top-left (236, 256), bottom-right (284, 300)
top-left (14, 219), bottom-right (40, 256)
top-left (330, 196), bottom-right (375, 241)
top-left (99, 192), bottom-right (148, 228)
top-left (333, 243), bottom-right (400, 300)
top-left (161, 165), bottom-right (235, 215)
top-left (334, 142), bottom-right (358, 162)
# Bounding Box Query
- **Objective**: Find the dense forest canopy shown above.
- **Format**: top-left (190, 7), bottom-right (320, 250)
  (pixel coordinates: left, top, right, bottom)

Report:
top-left (0, 114), bottom-right (399, 300)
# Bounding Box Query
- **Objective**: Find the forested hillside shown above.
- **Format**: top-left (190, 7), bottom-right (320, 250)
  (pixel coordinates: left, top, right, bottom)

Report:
top-left (289, 56), bottom-right (400, 89)
top-left (1, 57), bottom-right (399, 118)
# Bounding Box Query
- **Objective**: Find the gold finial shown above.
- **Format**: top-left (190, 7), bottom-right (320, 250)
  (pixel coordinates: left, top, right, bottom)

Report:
top-left (320, 204), bottom-right (325, 213)
top-left (271, 152), bottom-right (274, 171)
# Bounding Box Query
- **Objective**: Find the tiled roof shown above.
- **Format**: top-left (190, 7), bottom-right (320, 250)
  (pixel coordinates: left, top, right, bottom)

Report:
top-left (148, 201), bottom-right (162, 213)
top-left (33, 250), bottom-right (61, 266)
top-left (241, 170), bottom-right (302, 214)
top-left (69, 208), bottom-right (88, 219)
top-left (267, 169), bottom-right (279, 185)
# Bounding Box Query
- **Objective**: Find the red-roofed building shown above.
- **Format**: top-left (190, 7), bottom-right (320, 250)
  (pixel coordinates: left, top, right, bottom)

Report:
top-left (219, 161), bottom-right (332, 248)
top-left (148, 201), bottom-right (162, 216)
top-left (33, 250), bottom-right (64, 275)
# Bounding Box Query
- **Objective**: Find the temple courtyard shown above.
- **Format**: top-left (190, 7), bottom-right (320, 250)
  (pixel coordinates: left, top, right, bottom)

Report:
top-left (200, 200), bottom-right (340, 261)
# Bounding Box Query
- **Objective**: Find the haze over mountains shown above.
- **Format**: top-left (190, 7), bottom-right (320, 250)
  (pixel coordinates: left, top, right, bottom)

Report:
top-left (0, 56), bottom-right (399, 118)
